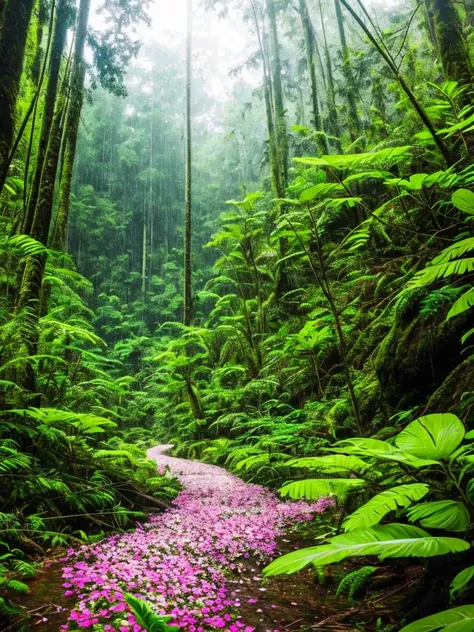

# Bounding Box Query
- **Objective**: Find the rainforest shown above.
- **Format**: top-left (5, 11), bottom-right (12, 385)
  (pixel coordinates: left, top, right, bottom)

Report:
top-left (2, 0), bottom-right (474, 630)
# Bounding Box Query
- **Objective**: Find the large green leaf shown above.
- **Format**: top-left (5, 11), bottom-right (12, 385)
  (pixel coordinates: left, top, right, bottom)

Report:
top-left (279, 478), bottom-right (365, 500)
top-left (395, 414), bottom-right (465, 460)
top-left (299, 182), bottom-right (343, 201)
top-left (450, 567), bottom-right (474, 601)
top-left (400, 606), bottom-right (474, 632)
top-left (406, 501), bottom-right (470, 532)
top-left (263, 524), bottom-right (469, 576)
top-left (452, 189), bottom-right (474, 215)
top-left (447, 288), bottom-right (474, 320)
top-left (343, 484), bottom-right (430, 531)
top-left (286, 454), bottom-right (368, 474)
top-left (328, 438), bottom-right (439, 468)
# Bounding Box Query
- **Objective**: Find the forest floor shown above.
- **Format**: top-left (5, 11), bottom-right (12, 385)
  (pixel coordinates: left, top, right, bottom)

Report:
top-left (6, 447), bottom-right (421, 632)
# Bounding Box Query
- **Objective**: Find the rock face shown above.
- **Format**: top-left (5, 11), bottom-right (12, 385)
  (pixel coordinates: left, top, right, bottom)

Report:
top-left (59, 445), bottom-right (332, 631)
top-left (374, 291), bottom-right (473, 408)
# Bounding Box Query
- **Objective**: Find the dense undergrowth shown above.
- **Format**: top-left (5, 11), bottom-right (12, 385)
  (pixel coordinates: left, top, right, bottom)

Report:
top-left (3, 0), bottom-right (474, 629)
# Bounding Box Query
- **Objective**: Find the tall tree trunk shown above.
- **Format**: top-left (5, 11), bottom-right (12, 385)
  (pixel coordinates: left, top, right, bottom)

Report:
top-left (334, 0), bottom-right (360, 142)
top-left (298, 0), bottom-right (328, 153)
top-left (0, 0), bottom-right (35, 188)
top-left (183, 0), bottom-right (193, 327)
top-left (24, 0), bottom-right (68, 236)
top-left (339, 0), bottom-right (453, 165)
top-left (423, 0), bottom-right (438, 48)
top-left (249, 0), bottom-right (284, 198)
top-left (52, 0), bottom-right (91, 251)
top-left (30, 0), bottom-right (48, 86)
top-left (266, 0), bottom-right (288, 188)
top-left (319, 0), bottom-right (342, 152)
top-left (427, 0), bottom-right (473, 83)
top-left (141, 216), bottom-right (147, 298)
top-left (17, 0), bottom-right (90, 400)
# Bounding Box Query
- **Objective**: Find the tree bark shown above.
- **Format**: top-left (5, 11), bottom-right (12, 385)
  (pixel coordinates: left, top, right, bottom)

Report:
top-left (24, 0), bottom-right (69, 236)
top-left (183, 0), bottom-right (193, 326)
top-left (334, 0), bottom-right (360, 142)
top-left (52, 0), bottom-right (91, 251)
top-left (298, 0), bottom-right (328, 153)
top-left (427, 0), bottom-right (473, 83)
top-left (339, 0), bottom-right (453, 166)
top-left (0, 0), bottom-right (35, 188)
top-left (266, 0), bottom-right (288, 188)
top-left (17, 0), bottom-right (91, 400)
top-left (249, 0), bottom-right (284, 198)
top-left (423, 0), bottom-right (438, 48)
top-left (319, 0), bottom-right (342, 152)
top-left (0, 0), bottom-right (7, 34)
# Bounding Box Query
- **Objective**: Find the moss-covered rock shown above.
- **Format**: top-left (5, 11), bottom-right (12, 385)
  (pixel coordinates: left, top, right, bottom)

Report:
top-left (375, 289), bottom-right (473, 407)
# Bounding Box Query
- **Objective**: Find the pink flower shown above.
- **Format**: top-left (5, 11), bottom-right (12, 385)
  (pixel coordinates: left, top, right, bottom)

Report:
top-left (59, 447), bottom-right (332, 631)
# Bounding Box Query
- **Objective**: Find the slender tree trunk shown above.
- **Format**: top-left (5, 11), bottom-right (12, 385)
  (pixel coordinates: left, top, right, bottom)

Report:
top-left (52, 0), bottom-right (91, 251)
top-left (249, 0), bottom-right (284, 197)
top-left (298, 0), bottom-right (327, 153)
top-left (141, 217), bottom-right (147, 298)
top-left (334, 0), bottom-right (360, 142)
top-left (423, 0), bottom-right (438, 48)
top-left (17, 0), bottom-right (90, 400)
top-left (264, 71), bottom-right (284, 198)
top-left (183, 0), bottom-right (193, 326)
top-left (285, 213), bottom-right (363, 434)
top-left (185, 379), bottom-right (203, 420)
top-left (24, 0), bottom-right (68, 235)
top-left (30, 0), bottom-right (48, 86)
top-left (0, 0), bottom-right (35, 188)
top-left (266, 0), bottom-right (288, 188)
top-left (319, 0), bottom-right (342, 152)
top-left (312, 27), bottom-right (328, 95)
top-left (426, 0), bottom-right (473, 83)
top-left (339, 0), bottom-right (453, 165)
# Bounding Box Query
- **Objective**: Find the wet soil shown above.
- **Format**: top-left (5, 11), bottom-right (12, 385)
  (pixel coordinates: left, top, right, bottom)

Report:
top-left (1, 447), bottom-right (422, 632)
top-left (3, 536), bottom-right (422, 632)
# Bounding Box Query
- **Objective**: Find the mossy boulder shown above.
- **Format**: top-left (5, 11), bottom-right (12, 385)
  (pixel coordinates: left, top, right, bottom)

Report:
top-left (374, 289), bottom-right (473, 407)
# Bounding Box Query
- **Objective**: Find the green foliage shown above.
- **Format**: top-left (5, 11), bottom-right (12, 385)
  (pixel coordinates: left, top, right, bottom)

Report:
top-left (265, 413), bottom-right (474, 580)
top-left (452, 189), bottom-right (474, 215)
top-left (264, 524), bottom-right (469, 575)
top-left (124, 594), bottom-right (180, 632)
top-left (450, 567), bottom-right (474, 601)
top-left (280, 478), bottom-right (365, 500)
top-left (336, 566), bottom-right (378, 603)
top-left (3, 4), bottom-right (474, 627)
top-left (406, 501), bottom-right (470, 532)
top-left (343, 484), bottom-right (430, 531)
top-left (394, 414), bottom-right (465, 460)
top-left (400, 606), bottom-right (474, 632)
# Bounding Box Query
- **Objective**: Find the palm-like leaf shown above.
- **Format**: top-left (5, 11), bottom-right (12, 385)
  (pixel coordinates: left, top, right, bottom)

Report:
top-left (343, 484), bottom-right (430, 531)
top-left (287, 454), bottom-right (368, 474)
top-left (395, 414), bottom-right (465, 460)
top-left (263, 524), bottom-right (469, 576)
top-left (328, 438), bottom-right (439, 468)
top-left (279, 478), bottom-right (365, 500)
top-left (400, 605), bottom-right (474, 632)
top-left (447, 288), bottom-right (474, 320)
top-left (406, 501), bottom-right (470, 532)
top-left (450, 567), bottom-right (474, 600)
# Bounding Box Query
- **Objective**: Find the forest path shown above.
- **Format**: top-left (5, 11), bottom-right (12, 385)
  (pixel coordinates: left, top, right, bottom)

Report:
top-left (11, 447), bottom-right (360, 632)
top-left (57, 444), bottom-right (332, 632)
